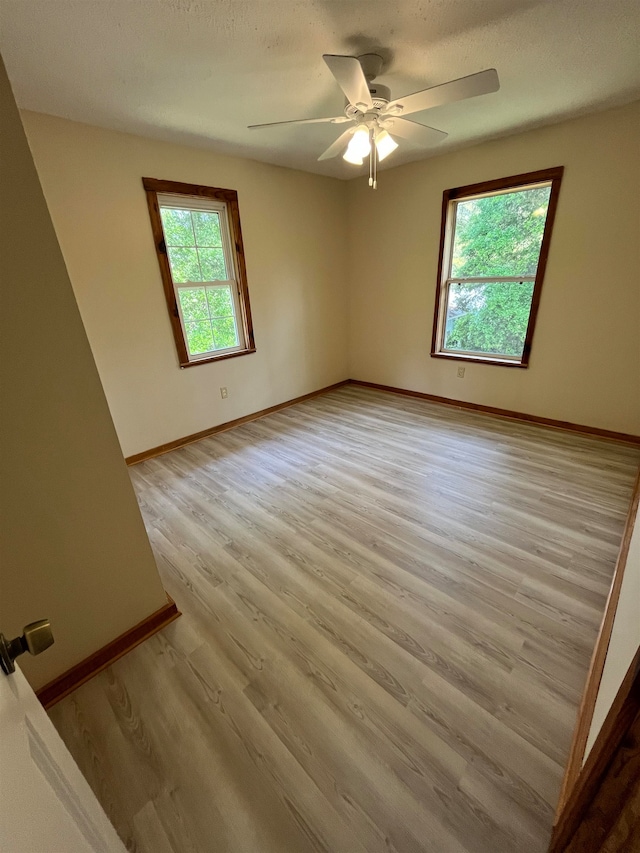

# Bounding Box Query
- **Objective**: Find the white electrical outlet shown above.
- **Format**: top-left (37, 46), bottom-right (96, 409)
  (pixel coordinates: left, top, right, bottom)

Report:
top-left (220, 387), bottom-right (228, 399)
top-left (457, 367), bottom-right (465, 379)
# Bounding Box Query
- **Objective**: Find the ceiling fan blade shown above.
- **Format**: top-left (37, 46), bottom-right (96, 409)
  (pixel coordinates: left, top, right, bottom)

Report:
top-left (385, 118), bottom-right (447, 146)
top-left (386, 68), bottom-right (499, 117)
top-left (317, 127), bottom-right (356, 161)
top-left (323, 55), bottom-right (373, 111)
top-left (249, 116), bottom-right (350, 130)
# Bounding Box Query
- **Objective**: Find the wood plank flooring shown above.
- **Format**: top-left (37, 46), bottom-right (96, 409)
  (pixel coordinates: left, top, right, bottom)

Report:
top-left (49, 386), bottom-right (640, 853)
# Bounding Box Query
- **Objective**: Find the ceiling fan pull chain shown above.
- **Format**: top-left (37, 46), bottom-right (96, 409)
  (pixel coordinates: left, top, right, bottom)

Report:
top-left (369, 126), bottom-right (376, 190)
top-left (368, 126), bottom-right (373, 187)
top-left (373, 132), bottom-right (378, 189)
top-left (371, 127), bottom-right (374, 188)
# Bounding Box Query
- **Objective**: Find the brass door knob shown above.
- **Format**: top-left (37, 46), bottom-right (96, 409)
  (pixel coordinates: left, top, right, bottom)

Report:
top-left (0, 620), bottom-right (54, 674)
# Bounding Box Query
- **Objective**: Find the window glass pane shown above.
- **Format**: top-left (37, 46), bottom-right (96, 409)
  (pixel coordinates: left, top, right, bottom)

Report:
top-left (443, 280), bottom-right (534, 357)
top-left (185, 320), bottom-right (215, 355)
top-left (192, 211), bottom-right (222, 247)
top-left (167, 247), bottom-right (201, 283)
top-left (160, 208), bottom-right (194, 246)
top-left (151, 186), bottom-right (253, 365)
top-left (199, 248), bottom-right (227, 280)
top-left (206, 286), bottom-right (234, 318)
top-left (212, 317), bottom-right (239, 350)
top-left (452, 186), bottom-right (551, 278)
top-left (178, 287), bottom-right (208, 321)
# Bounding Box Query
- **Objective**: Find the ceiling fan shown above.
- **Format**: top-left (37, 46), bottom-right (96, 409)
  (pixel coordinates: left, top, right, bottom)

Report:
top-left (249, 54), bottom-right (499, 188)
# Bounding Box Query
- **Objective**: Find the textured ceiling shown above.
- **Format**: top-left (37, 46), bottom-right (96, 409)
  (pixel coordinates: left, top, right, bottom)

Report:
top-left (1, 0), bottom-right (639, 179)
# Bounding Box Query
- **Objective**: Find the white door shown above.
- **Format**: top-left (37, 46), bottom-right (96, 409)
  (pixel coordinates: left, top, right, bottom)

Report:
top-left (0, 664), bottom-right (126, 853)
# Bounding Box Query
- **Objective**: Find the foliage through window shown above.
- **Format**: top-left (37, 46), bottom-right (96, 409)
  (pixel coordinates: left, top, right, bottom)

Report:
top-left (431, 168), bottom-right (563, 367)
top-left (143, 178), bottom-right (255, 367)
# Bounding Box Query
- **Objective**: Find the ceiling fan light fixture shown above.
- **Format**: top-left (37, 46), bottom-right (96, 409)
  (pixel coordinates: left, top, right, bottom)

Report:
top-left (343, 147), bottom-right (364, 165)
top-left (375, 129), bottom-right (398, 161)
top-left (348, 125), bottom-right (371, 158)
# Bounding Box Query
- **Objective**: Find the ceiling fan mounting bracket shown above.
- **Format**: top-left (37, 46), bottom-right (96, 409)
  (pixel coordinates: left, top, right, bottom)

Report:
top-left (357, 53), bottom-right (384, 82)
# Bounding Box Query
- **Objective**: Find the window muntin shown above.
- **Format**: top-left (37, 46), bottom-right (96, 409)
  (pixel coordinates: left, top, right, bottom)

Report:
top-left (431, 168), bottom-right (563, 367)
top-left (176, 284), bottom-right (240, 357)
top-left (161, 206), bottom-right (227, 282)
top-left (143, 178), bottom-right (255, 368)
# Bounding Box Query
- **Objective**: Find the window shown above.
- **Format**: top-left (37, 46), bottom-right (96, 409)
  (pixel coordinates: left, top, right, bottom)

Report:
top-left (431, 167), bottom-right (563, 367)
top-left (143, 178), bottom-right (255, 367)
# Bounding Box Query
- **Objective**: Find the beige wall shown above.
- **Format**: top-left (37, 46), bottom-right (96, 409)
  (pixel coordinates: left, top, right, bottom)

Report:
top-left (0, 58), bottom-right (168, 690)
top-left (347, 102), bottom-right (640, 435)
top-left (21, 112), bottom-right (349, 459)
top-left (19, 102), bottom-right (640, 454)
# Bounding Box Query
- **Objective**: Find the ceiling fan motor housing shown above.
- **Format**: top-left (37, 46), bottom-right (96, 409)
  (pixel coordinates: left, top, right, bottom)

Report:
top-left (357, 54), bottom-right (390, 111)
top-left (367, 83), bottom-right (390, 107)
top-left (345, 82), bottom-right (391, 120)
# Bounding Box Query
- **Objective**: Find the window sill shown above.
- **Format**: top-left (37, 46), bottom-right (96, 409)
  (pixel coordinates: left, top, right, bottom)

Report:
top-left (430, 351), bottom-right (528, 368)
top-left (180, 346), bottom-right (256, 369)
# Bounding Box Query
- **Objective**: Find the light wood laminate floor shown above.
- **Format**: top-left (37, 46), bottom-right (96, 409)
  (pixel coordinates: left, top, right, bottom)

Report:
top-left (50, 386), bottom-right (640, 853)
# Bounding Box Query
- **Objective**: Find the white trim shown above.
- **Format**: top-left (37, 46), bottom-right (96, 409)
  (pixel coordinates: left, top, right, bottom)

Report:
top-left (453, 179), bottom-right (553, 204)
top-left (439, 347), bottom-right (523, 363)
top-left (157, 192), bottom-right (226, 214)
top-left (447, 276), bottom-right (536, 284)
top-left (158, 196), bottom-right (246, 361)
top-left (434, 182), bottom-right (550, 363)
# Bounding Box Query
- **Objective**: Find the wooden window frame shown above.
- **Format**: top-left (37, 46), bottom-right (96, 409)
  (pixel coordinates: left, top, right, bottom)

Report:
top-left (143, 177), bottom-right (255, 368)
top-left (430, 166), bottom-right (564, 368)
